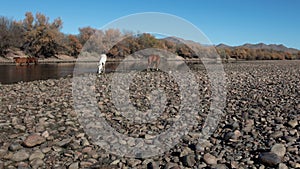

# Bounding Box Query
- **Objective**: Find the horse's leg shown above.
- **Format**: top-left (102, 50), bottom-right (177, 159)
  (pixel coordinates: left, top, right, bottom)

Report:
top-left (103, 63), bottom-right (105, 74)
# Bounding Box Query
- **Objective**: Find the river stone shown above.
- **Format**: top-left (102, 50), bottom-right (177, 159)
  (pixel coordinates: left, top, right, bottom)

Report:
top-left (147, 161), bottom-right (159, 169)
top-left (203, 153), bottom-right (217, 165)
top-left (288, 120), bottom-right (298, 128)
top-left (8, 142), bottom-right (22, 151)
top-left (259, 152), bottom-right (281, 167)
top-left (23, 134), bottom-right (46, 147)
top-left (0, 160), bottom-right (3, 169)
top-left (69, 162), bottom-right (79, 169)
top-left (181, 154), bottom-right (196, 167)
top-left (278, 163), bottom-right (288, 169)
top-left (271, 144), bottom-right (286, 157)
top-left (30, 158), bottom-right (44, 169)
top-left (29, 150), bottom-right (45, 161)
top-left (11, 150), bottom-right (29, 162)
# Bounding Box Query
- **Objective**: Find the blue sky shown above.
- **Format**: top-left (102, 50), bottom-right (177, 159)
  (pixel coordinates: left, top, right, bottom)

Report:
top-left (1, 0), bottom-right (299, 49)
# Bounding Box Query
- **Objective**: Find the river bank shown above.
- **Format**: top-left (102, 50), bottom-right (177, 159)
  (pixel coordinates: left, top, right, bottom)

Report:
top-left (0, 61), bottom-right (299, 169)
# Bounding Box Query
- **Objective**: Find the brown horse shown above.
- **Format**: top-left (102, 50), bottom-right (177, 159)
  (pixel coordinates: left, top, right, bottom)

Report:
top-left (147, 55), bottom-right (160, 71)
top-left (13, 57), bottom-right (38, 65)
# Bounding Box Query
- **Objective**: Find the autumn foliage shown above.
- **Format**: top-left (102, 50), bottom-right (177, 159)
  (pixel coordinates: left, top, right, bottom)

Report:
top-left (0, 12), bottom-right (299, 60)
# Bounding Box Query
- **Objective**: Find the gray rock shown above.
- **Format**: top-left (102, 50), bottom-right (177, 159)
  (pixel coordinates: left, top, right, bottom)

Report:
top-left (0, 160), bottom-right (4, 169)
top-left (203, 153), bottom-right (217, 165)
top-left (69, 162), bottom-right (79, 169)
top-left (259, 152), bottom-right (281, 167)
top-left (11, 150), bottom-right (29, 162)
top-left (271, 144), bottom-right (286, 157)
top-left (30, 158), bottom-right (44, 169)
top-left (56, 138), bottom-right (72, 147)
top-left (181, 154), bottom-right (196, 167)
top-left (278, 163), bottom-right (288, 169)
top-left (288, 120), bottom-right (298, 128)
top-left (29, 150), bottom-right (45, 161)
top-left (270, 131), bottom-right (283, 138)
top-left (147, 161), bottom-right (159, 169)
top-left (8, 143), bottom-right (22, 151)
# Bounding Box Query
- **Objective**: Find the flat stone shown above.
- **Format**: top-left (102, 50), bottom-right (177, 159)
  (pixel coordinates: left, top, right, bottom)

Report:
top-left (259, 152), bottom-right (281, 167)
top-left (56, 138), bottom-right (72, 147)
top-left (182, 154), bottom-right (196, 167)
top-left (271, 144), bottom-right (286, 157)
top-left (278, 163), bottom-right (288, 169)
top-left (69, 162), bottom-right (79, 169)
top-left (288, 120), bottom-right (298, 128)
top-left (29, 150), bottom-right (45, 161)
top-left (203, 153), bottom-right (217, 165)
top-left (23, 134), bottom-right (46, 147)
top-left (30, 158), bottom-right (44, 169)
top-left (11, 150), bottom-right (29, 162)
top-left (8, 143), bottom-right (22, 151)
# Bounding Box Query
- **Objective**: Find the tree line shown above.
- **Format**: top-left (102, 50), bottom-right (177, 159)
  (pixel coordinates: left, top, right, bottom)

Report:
top-left (0, 12), bottom-right (299, 60)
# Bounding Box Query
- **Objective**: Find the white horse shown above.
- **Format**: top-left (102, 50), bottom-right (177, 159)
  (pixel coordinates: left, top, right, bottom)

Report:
top-left (98, 54), bottom-right (107, 74)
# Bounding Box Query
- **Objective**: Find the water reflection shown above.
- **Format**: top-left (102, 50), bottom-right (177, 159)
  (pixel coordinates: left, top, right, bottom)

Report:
top-left (0, 61), bottom-right (192, 84)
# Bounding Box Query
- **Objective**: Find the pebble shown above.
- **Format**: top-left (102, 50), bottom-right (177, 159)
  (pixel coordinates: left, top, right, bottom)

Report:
top-left (203, 153), bottom-right (218, 165)
top-left (278, 163), bottom-right (288, 169)
top-left (23, 134), bottom-right (46, 147)
top-left (259, 152), bottom-right (281, 167)
top-left (29, 150), bottom-right (45, 161)
top-left (288, 120), bottom-right (298, 128)
top-left (8, 143), bottom-right (22, 151)
top-left (271, 144), bottom-right (286, 157)
top-left (181, 154), bottom-right (196, 167)
top-left (69, 162), bottom-right (79, 169)
top-left (11, 150), bottom-right (29, 162)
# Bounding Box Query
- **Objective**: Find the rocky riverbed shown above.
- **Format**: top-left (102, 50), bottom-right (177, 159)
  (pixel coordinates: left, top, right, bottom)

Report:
top-left (0, 61), bottom-right (299, 169)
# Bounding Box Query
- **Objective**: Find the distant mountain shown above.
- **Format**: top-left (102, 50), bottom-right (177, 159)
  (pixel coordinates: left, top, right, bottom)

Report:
top-left (216, 43), bottom-right (234, 49)
top-left (216, 43), bottom-right (299, 54)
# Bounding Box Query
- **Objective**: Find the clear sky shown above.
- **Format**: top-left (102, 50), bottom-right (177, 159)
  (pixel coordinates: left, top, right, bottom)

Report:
top-left (1, 0), bottom-right (299, 49)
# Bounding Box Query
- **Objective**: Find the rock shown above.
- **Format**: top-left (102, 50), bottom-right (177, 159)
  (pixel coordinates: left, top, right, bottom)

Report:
top-left (0, 149), bottom-right (6, 158)
top-left (29, 150), bottom-right (45, 161)
top-left (56, 138), bottom-right (72, 147)
top-left (41, 131), bottom-right (49, 138)
top-left (278, 163), bottom-right (288, 169)
top-left (270, 131), bottom-right (283, 138)
top-left (271, 144), bottom-right (286, 157)
top-left (164, 162), bottom-right (180, 169)
top-left (203, 153), bottom-right (217, 165)
top-left (30, 158), bottom-right (44, 169)
top-left (127, 159), bottom-right (141, 167)
top-left (212, 164), bottom-right (229, 169)
top-left (11, 150), bottom-right (29, 162)
top-left (8, 142), bottom-right (22, 151)
top-left (259, 152), bottom-right (281, 167)
top-left (23, 134), bottom-right (46, 147)
top-left (288, 120), bottom-right (298, 128)
top-left (0, 161), bottom-right (4, 169)
top-left (80, 161), bottom-right (93, 168)
top-left (69, 162), bottom-right (79, 169)
top-left (181, 154), bottom-right (196, 167)
top-left (147, 161), bottom-right (159, 169)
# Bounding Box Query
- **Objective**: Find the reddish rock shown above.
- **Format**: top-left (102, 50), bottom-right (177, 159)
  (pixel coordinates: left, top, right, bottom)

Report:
top-left (23, 134), bottom-right (46, 147)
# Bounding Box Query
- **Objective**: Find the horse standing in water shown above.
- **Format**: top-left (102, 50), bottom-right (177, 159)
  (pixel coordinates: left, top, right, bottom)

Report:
top-left (13, 57), bottom-right (38, 66)
top-left (147, 55), bottom-right (160, 71)
top-left (97, 54), bottom-right (107, 74)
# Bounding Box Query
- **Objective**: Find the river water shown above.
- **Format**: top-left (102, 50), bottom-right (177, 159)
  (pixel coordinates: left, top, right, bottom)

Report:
top-left (0, 63), bottom-right (107, 84)
top-left (0, 60), bottom-right (201, 84)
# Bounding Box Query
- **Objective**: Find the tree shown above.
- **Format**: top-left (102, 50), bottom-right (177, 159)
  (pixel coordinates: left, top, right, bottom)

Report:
top-left (67, 35), bottom-right (82, 57)
top-left (22, 12), bottom-right (63, 57)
